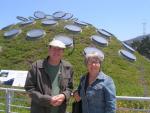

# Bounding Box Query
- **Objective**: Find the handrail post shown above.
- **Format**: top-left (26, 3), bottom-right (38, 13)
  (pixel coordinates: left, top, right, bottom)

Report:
top-left (5, 88), bottom-right (11, 113)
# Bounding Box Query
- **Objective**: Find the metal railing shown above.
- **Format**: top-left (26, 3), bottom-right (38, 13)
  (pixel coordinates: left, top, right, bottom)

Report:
top-left (0, 87), bottom-right (30, 113)
top-left (0, 87), bottom-right (150, 113)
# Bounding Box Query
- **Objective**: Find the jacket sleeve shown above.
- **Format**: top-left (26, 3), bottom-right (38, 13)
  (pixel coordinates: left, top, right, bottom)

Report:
top-left (77, 76), bottom-right (84, 96)
top-left (62, 66), bottom-right (74, 101)
top-left (24, 64), bottom-right (52, 107)
top-left (104, 77), bottom-right (116, 113)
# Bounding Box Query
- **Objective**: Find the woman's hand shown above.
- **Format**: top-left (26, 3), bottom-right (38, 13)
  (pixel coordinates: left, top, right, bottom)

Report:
top-left (73, 90), bottom-right (81, 102)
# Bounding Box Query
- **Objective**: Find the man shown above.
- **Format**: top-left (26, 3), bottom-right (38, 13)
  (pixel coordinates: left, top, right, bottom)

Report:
top-left (25, 39), bottom-right (74, 113)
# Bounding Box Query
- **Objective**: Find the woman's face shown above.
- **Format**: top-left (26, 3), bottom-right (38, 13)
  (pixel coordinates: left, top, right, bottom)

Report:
top-left (87, 57), bottom-right (100, 74)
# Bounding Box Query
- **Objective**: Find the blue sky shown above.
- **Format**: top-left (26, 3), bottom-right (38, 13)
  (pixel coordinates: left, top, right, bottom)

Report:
top-left (0, 0), bottom-right (150, 41)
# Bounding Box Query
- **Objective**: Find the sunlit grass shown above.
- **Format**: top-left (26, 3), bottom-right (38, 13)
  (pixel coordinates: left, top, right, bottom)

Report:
top-left (0, 19), bottom-right (150, 112)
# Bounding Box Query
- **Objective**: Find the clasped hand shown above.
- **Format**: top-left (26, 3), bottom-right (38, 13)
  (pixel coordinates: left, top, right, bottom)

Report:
top-left (50, 94), bottom-right (65, 107)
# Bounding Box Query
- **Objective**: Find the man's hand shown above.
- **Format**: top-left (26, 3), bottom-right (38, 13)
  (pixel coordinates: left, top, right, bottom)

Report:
top-left (50, 94), bottom-right (65, 106)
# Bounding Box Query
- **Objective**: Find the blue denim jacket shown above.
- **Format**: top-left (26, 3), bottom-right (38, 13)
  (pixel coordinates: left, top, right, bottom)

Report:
top-left (78, 71), bottom-right (116, 113)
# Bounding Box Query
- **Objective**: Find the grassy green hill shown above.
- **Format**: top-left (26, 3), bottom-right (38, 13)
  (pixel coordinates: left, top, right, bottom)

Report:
top-left (0, 18), bottom-right (150, 112)
top-left (0, 19), bottom-right (150, 96)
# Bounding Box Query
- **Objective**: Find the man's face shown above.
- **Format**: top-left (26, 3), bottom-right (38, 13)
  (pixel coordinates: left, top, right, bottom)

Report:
top-left (48, 46), bottom-right (64, 61)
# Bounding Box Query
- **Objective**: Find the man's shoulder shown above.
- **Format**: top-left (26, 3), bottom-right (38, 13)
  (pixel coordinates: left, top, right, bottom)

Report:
top-left (61, 60), bottom-right (73, 68)
top-left (32, 59), bottom-right (45, 68)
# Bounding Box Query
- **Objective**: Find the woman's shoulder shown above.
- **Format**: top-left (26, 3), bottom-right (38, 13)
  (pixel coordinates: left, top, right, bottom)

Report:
top-left (100, 72), bottom-right (114, 84)
top-left (80, 73), bottom-right (88, 82)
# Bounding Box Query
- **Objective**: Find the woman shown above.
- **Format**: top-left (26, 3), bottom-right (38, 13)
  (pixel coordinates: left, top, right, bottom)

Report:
top-left (74, 51), bottom-right (116, 113)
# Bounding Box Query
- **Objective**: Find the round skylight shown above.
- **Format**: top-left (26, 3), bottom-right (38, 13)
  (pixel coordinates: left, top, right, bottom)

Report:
top-left (52, 11), bottom-right (66, 19)
top-left (4, 29), bottom-right (22, 38)
top-left (1, 24), bottom-right (14, 30)
top-left (64, 24), bottom-right (82, 33)
top-left (19, 20), bottom-right (35, 26)
top-left (54, 35), bottom-right (73, 47)
top-left (119, 49), bottom-right (136, 61)
top-left (74, 20), bottom-right (88, 26)
top-left (28, 16), bottom-right (36, 21)
top-left (41, 19), bottom-right (57, 26)
top-left (97, 29), bottom-right (112, 38)
top-left (16, 16), bottom-right (28, 22)
top-left (45, 15), bottom-right (55, 20)
top-left (34, 11), bottom-right (46, 19)
top-left (90, 35), bottom-right (108, 46)
top-left (26, 29), bottom-right (46, 40)
top-left (61, 13), bottom-right (73, 20)
top-left (122, 42), bottom-right (135, 53)
top-left (71, 18), bottom-right (78, 21)
top-left (83, 47), bottom-right (104, 61)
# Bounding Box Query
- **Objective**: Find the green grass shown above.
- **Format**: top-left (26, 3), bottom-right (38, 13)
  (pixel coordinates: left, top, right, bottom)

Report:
top-left (0, 19), bottom-right (150, 112)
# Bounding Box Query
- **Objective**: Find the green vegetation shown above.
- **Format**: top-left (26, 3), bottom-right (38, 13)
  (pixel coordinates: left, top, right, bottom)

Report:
top-left (131, 36), bottom-right (150, 59)
top-left (0, 19), bottom-right (150, 113)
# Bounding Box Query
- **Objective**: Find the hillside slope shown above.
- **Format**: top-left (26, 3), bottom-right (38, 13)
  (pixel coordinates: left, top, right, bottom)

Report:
top-left (0, 18), bottom-right (150, 97)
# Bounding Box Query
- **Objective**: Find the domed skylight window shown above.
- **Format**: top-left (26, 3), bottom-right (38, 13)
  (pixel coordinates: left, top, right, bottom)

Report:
top-left (41, 19), bottom-right (57, 26)
top-left (122, 42), bottom-right (135, 53)
top-left (61, 13), bottom-right (73, 20)
top-left (52, 11), bottom-right (66, 19)
top-left (26, 29), bottom-right (46, 40)
top-left (119, 49), bottom-right (136, 61)
top-left (16, 16), bottom-right (28, 22)
top-left (54, 35), bottom-right (73, 47)
top-left (4, 29), bottom-right (22, 38)
top-left (90, 35), bottom-right (108, 46)
top-left (34, 11), bottom-right (46, 19)
top-left (97, 29), bottom-right (113, 39)
top-left (64, 24), bottom-right (82, 33)
top-left (83, 47), bottom-right (104, 61)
